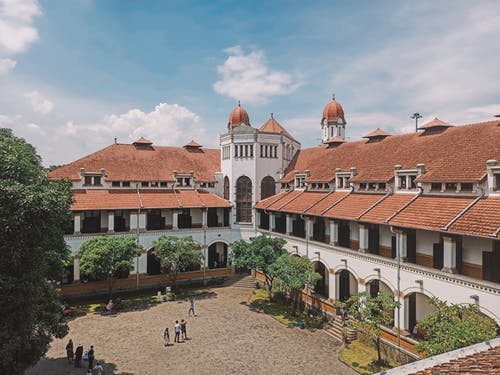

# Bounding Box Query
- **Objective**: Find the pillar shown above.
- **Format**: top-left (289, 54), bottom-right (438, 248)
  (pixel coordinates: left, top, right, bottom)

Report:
top-left (328, 270), bottom-right (336, 302)
top-left (329, 220), bottom-right (338, 245)
top-left (108, 211), bottom-right (115, 233)
top-left (202, 208), bottom-right (208, 229)
top-left (172, 211), bottom-right (179, 230)
top-left (396, 230), bottom-right (407, 260)
top-left (442, 236), bottom-right (457, 273)
top-left (73, 256), bottom-right (80, 282)
top-left (255, 210), bottom-right (261, 228)
top-left (217, 208), bottom-right (223, 226)
top-left (130, 212), bottom-right (138, 231)
top-left (138, 212), bottom-right (146, 230)
top-left (73, 213), bottom-right (81, 234)
top-left (269, 213), bottom-right (276, 232)
top-left (359, 224), bottom-right (369, 253)
top-left (306, 217), bottom-right (314, 240)
top-left (286, 214), bottom-right (293, 235)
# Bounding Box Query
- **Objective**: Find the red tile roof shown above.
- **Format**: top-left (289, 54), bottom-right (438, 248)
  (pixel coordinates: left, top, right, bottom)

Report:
top-left (184, 140), bottom-right (202, 148)
top-left (322, 98), bottom-right (345, 122)
top-left (259, 115), bottom-right (295, 141)
top-left (448, 197), bottom-right (500, 238)
top-left (254, 191), bottom-right (292, 210)
top-left (71, 189), bottom-right (231, 211)
top-left (360, 193), bottom-right (417, 224)
top-left (133, 137), bottom-right (153, 145)
top-left (266, 190), bottom-right (304, 211)
top-left (388, 196), bottom-right (474, 231)
top-left (418, 117), bottom-right (452, 130)
top-left (49, 144), bottom-right (220, 182)
top-left (282, 121), bottom-right (500, 184)
top-left (229, 102), bottom-right (250, 126)
top-left (410, 346), bottom-right (500, 375)
top-left (363, 128), bottom-right (391, 139)
top-left (278, 192), bottom-right (327, 214)
top-left (323, 193), bottom-right (386, 220)
top-left (304, 191), bottom-right (350, 215)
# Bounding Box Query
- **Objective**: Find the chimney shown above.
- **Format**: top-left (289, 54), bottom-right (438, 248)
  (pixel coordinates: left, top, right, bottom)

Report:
top-left (416, 163), bottom-right (426, 176)
top-left (350, 167), bottom-right (357, 176)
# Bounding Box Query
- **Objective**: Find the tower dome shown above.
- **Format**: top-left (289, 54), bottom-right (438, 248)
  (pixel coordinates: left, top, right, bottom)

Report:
top-left (228, 101), bottom-right (250, 127)
top-left (322, 95), bottom-right (345, 125)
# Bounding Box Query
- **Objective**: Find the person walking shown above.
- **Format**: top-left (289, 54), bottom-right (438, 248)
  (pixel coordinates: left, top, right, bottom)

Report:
top-left (163, 327), bottom-right (170, 347)
top-left (180, 319), bottom-right (187, 340)
top-left (93, 362), bottom-right (104, 375)
top-left (88, 345), bottom-right (95, 370)
top-left (74, 343), bottom-right (83, 368)
top-left (174, 320), bottom-right (181, 343)
top-left (65, 339), bottom-right (74, 363)
top-left (188, 298), bottom-right (195, 317)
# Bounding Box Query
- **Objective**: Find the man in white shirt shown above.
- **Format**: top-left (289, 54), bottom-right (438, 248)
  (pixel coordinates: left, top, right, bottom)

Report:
top-left (174, 320), bottom-right (181, 343)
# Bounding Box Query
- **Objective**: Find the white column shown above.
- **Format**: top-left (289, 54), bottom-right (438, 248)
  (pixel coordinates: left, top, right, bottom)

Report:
top-left (73, 256), bottom-right (80, 282)
top-left (202, 209), bottom-right (208, 229)
top-left (130, 213), bottom-right (138, 231)
top-left (138, 213), bottom-right (146, 230)
top-left (396, 231), bottom-right (407, 260)
top-left (172, 211), bottom-right (179, 230)
top-left (335, 272), bottom-right (341, 300)
top-left (329, 220), bottom-right (338, 245)
top-left (217, 208), bottom-right (223, 226)
top-left (108, 211), bottom-right (115, 233)
top-left (306, 217), bottom-right (314, 240)
top-left (286, 214), bottom-right (293, 235)
top-left (328, 271), bottom-right (335, 302)
top-left (74, 213), bottom-right (81, 234)
top-left (255, 211), bottom-right (261, 228)
top-left (359, 224), bottom-right (369, 253)
top-left (442, 236), bottom-right (457, 273)
top-left (269, 213), bottom-right (276, 231)
top-left (132, 251), bottom-right (147, 274)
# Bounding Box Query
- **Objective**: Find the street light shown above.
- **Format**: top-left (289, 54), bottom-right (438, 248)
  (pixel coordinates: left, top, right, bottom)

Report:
top-left (135, 184), bottom-right (144, 289)
top-left (411, 113), bottom-right (423, 133)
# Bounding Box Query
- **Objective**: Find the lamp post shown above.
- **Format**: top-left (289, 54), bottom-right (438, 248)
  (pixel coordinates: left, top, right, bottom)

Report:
top-left (411, 113), bottom-right (423, 133)
top-left (135, 184), bottom-right (144, 289)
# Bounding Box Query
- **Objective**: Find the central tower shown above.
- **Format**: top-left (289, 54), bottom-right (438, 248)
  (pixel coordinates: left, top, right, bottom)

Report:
top-left (321, 95), bottom-right (346, 143)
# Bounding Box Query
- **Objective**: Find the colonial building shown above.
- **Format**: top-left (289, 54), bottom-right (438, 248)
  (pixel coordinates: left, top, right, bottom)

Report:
top-left (51, 98), bottom-right (500, 351)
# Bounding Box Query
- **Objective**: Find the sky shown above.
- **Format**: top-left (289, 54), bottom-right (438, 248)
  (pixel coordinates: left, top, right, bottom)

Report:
top-left (1, 0), bottom-right (500, 166)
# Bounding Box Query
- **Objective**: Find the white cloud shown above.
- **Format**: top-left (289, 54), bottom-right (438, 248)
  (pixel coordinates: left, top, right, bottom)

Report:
top-left (213, 45), bottom-right (301, 104)
top-left (0, 0), bottom-right (41, 54)
top-left (24, 90), bottom-right (54, 115)
top-left (0, 57), bottom-right (15, 73)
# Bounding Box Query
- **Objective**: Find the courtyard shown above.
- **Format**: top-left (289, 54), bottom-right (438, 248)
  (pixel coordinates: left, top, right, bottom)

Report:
top-left (27, 284), bottom-right (356, 375)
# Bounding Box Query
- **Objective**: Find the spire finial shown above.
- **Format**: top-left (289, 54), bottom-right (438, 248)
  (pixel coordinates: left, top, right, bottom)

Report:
top-left (271, 112), bottom-right (273, 118)
top-left (332, 93), bottom-right (335, 100)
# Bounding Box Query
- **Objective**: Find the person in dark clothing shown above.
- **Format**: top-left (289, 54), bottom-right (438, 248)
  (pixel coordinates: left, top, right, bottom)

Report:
top-left (88, 345), bottom-right (95, 370)
top-left (65, 339), bottom-right (74, 363)
top-left (74, 344), bottom-right (83, 368)
top-left (180, 319), bottom-right (187, 340)
top-left (163, 327), bottom-right (170, 347)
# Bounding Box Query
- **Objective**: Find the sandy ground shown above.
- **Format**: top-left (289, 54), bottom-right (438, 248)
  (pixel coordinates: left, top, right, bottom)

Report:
top-left (27, 284), bottom-right (356, 375)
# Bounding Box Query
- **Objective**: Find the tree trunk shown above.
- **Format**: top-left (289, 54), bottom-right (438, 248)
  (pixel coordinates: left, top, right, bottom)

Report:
top-left (376, 337), bottom-right (381, 365)
top-left (265, 275), bottom-right (273, 302)
top-left (107, 276), bottom-right (113, 299)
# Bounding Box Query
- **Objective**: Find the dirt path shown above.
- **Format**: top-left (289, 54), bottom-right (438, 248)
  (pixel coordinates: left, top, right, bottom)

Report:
top-left (27, 285), bottom-right (356, 375)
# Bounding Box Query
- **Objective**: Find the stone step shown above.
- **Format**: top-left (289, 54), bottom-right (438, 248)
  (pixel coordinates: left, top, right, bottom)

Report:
top-left (219, 275), bottom-right (256, 288)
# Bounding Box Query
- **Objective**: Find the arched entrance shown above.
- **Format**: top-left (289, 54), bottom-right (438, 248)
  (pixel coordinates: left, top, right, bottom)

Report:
top-left (313, 261), bottom-right (329, 298)
top-left (367, 279), bottom-right (392, 298)
top-left (261, 176), bottom-right (276, 199)
top-left (337, 269), bottom-right (358, 302)
top-left (405, 292), bottom-right (436, 335)
top-left (208, 242), bottom-right (228, 269)
top-left (236, 176), bottom-right (252, 223)
top-left (147, 249), bottom-right (162, 275)
top-left (223, 176), bottom-right (230, 200)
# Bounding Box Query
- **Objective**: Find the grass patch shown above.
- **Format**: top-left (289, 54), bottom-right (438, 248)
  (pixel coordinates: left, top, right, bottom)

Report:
top-left (249, 289), bottom-right (308, 327)
top-left (340, 340), bottom-right (399, 374)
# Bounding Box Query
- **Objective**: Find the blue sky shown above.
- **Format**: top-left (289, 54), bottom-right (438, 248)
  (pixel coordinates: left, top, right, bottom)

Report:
top-left (1, 0), bottom-right (499, 165)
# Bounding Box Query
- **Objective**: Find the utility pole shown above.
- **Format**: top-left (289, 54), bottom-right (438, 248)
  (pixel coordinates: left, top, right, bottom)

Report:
top-left (411, 113), bottom-right (423, 133)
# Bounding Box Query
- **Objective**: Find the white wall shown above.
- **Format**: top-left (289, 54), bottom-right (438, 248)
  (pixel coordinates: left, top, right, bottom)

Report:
top-left (463, 236), bottom-right (492, 264)
top-left (416, 230), bottom-right (439, 256)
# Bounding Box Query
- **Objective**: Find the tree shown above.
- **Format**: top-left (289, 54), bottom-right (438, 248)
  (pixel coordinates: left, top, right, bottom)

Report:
top-left (77, 236), bottom-right (139, 298)
top-left (415, 297), bottom-right (496, 356)
top-left (0, 128), bottom-right (73, 374)
top-left (270, 254), bottom-right (321, 315)
top-left (342, 291), bottom-right (400, 365)
top-left (152, 235), bottom-right (203, 291)
top-left (229, 234), bottom-right (287, 300)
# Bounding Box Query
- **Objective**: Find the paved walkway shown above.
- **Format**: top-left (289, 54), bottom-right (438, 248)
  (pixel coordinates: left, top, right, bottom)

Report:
top-left (27, 284), bottom-right (356, 375)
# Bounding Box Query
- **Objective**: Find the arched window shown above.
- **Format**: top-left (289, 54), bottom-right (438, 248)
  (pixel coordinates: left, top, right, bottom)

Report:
top-left (261, 176), bottom-right (276, 199)
top-left (236, 176), bottom-right (252, 223)
top-left (223, 176), bottom-right (230, 200)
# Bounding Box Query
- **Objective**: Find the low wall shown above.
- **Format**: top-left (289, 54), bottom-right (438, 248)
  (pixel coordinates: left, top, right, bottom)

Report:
top-left (59, 268), bottom-right (232, 297)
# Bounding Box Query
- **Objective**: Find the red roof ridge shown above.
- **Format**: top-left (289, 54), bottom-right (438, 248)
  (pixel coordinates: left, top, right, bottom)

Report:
top-left (276, 189), bottom-right (305, 211)
top-left (363, 128), bottom-right (391, 139)
top-left (133, 137), bottom-right (153, 145)
top-left (259, 114), bottom-right (295, 141)
top-left (184, 140), bottom-right (202, 148)
top-left (303, 190), bottom-right (335, 213)
top-left (442, 194), bottom-right (485, 231)
top-left (385, 192), bottom-right (421, 223)
top-left (193, 189), bottom-right (206, 208)
top-left (419, 117), bottom-right (452, 129)
top-left (356, 192), bottom-right (391, 220)
top-left (320, 190), bottom-right (352, 215)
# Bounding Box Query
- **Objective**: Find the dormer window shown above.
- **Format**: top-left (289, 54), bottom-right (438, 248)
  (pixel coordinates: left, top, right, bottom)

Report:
top-left (495, 175), bottom-right (500, 191)
top-left (82, 171), bottom-right (104, 187)
top-left (379, 183), bottom-right (386, 191)
top-left (396, 169), bottom-right (417, 191)
top-left (295, 175), bottom-right (306, 188)
top-left (141, 181), bottom-right (149, 188)
top-left (360, 182), bottom-right (367, 190)
top-left (460, 183), bottom-right (473, 192)
top-left (112, 181), bottom-right (120, 187)
top-left (84, 176), bottom-right (92, 186)
top-left (122, 181), bottom-right (131, 187)
top-left (445, 182), bottom-right (457, 192)
top-left (431, 182), bottom-right (442, 192)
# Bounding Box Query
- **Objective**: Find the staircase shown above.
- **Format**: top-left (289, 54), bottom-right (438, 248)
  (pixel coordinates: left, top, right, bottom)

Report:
top-left (323, 317), bottom-right (357, 343)
top-left (219, 274), bottom-right (256, 288)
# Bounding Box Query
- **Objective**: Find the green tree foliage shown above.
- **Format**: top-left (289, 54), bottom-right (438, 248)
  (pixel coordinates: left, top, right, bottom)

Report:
top-left (416, 297), bottom-right (497, 356)
top-left (0, 128), bottom-right (73, 374)
top-left (270, 254), bottom-right (321, 315)
top-left (342, 291), bottom-right (400, 365)
top-left (77, 236), bottom-right (139, 298)
top-left (229, 234), bottom-right (287, 300)
top-left (152, 235), bottom-right (203, 291)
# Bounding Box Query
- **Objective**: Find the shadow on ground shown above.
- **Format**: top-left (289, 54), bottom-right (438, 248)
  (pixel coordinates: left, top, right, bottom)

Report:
top-left (26, 356), bottom-right (134, 375)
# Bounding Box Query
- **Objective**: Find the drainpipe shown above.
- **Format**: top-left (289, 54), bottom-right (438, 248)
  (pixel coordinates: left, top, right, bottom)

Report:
top-left (136, 184), bottom-right (144, 289)
top-left (389, 225), bottom-right (401, 358)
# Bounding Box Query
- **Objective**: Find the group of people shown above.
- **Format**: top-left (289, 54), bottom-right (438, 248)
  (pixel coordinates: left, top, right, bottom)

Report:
top-left (163, 298), bottom-right (196, 348)
top-left (65, 339), bottom-right (103, 374)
